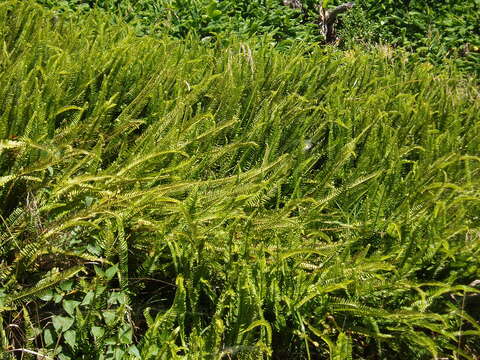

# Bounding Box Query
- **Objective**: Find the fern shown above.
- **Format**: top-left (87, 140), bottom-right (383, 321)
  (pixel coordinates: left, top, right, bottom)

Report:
top-left (0, 2), bottom-right (479, 359)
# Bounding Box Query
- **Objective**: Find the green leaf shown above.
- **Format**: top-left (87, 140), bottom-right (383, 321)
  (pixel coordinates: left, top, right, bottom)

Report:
top-left (103, 310), bottom-right (117, 327)
top-left (54, 293), bottom-right (64, 303)
top-left (95, 286), bottom-right (107, 297)
top-left (108, 291), bottom-right (128, 305)
top-left (81, 291), bottom-right (94, 306)
top-left (64, 330), bottom-right (76, 349)
top-left (104, 337), bottom-right (116, 345)
top-left (0, 175), bottom-right (15, 188)
top-left (94, 265), bottom-right (105, 277)
top-left (334, 332), bottom-right (352, 360)
top-left (114, 348), bottom-right (125, 360)
top-left (59, 280), bottom-right (73, 291)
top-left (63, 300), bottom-right (81, 317)
top-left (40, 290), bottom-right (54, 302)
top-left (44, 328), bottom-right (55, 347)
top-left (87, 244), bottom-right (101, 256)
top-left (105, 265), bottom-right (118, 280)
top-left (52, 316), bottom-right (63, 333)
top-left (55, 105), bottom-right (83, 116)
top-left (127, 345), bottom-right (141, 358)
top-left (240, 319), bottom-right (272, 345)
top-left (119, 326), bottom-right (133, 344)
top-left (92, 326), bottom-right (105, 340)
top-left (54, 345), bottom-right (63, 355)
top-left (52, 316), bottom-right (75, 333)
top-left (85, 196), bottom-right (94, 207)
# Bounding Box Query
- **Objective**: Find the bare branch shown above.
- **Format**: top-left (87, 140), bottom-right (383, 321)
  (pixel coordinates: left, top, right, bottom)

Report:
top-left (325, 2), bottom-right (355, 24)
top-left (7, 348), bottom-right (53, 360)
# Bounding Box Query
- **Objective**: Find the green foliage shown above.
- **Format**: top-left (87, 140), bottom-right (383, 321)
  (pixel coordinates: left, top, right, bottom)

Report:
top-left (34, 0), bottom-right (480, 75)
top-left (36, 0), bottom-right (324, 44)
top-left (0, 1), bottom-right (479, 359)
top-left (342, 0), bottom-right (480, 75)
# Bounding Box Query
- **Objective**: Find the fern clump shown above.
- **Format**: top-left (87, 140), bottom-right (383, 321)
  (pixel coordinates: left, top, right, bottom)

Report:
top-left (0, 2), bottom-right (479, 359)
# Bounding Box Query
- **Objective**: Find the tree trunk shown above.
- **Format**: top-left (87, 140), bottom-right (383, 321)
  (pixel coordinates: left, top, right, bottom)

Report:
top-left (282, 1), bottom-right (355, 43)
top-left (317, 2), bottom-right (355, 43)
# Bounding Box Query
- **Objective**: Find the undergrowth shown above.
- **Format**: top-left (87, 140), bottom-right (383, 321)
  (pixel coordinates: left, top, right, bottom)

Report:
top-left (0, 2), bottom-right (479, 359)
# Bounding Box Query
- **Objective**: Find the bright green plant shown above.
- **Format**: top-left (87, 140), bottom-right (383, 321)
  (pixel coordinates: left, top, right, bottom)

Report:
top-left (343, 0), bottom-right (480, 75)
top-left (0, 1), bottom-right (479, 359)
top-left (35, 0), bottom-right (323, 43)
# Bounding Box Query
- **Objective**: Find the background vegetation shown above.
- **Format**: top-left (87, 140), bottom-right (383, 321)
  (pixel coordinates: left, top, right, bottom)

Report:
top-left (0, 1), bottom-right (479, 359)
top-left (35, 0), bottom-right (480, 75)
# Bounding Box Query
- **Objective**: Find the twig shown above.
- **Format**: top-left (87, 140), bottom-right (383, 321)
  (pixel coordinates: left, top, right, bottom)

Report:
top-left (7, 348), bottom-right (53, 360)
top-left (457, 289), bottom-right (466, 356)
top-left (129, 277), bottom-right (177, 287)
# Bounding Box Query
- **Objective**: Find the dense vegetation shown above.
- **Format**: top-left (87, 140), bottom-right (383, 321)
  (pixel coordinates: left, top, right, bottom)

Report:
top-left (0, 1), bottom-right (479, 359)
top-left (35, 0), bottom-right (480, 75)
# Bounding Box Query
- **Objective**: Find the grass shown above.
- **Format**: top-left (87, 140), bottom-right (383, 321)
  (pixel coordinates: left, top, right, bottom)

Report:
top-left (0, 1), bottom-right (479, 359)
